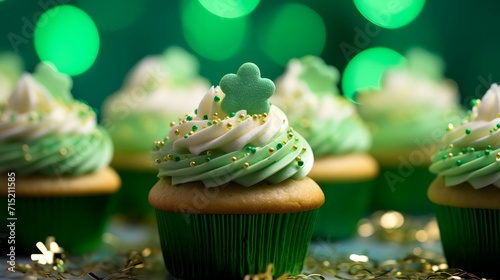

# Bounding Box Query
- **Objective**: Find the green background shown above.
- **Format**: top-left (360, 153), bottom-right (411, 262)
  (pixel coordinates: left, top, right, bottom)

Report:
top-left (0, 0), bottom-right (497, 113)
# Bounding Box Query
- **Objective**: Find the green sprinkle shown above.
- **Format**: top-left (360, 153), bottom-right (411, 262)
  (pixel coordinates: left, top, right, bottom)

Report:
top-left (214, 95), bottom-right (221, 102)
top-left (465, 128), bottom-right (471, 135)
top-left (487, 145), bottom-right (492, 150)
top-left (203, 115), bottom-right (208, 120)
top-left (192, 125), bottom-right (198, 132)
top-left (207, 121), bottom-right (213, 126)
top-left (456, 160), bottom-right (463, 166)
top-left (186, 115), bottom-right (193, 121)
top-left (184, 134), bottom-right (188, 139)
top-left (297, 160), bottom-right (304, 167)
top-left (276, 143), bottom-right (283, 150)
top-left (469, 99), bottom-right (477, 107)
top-left (229, 112), bottom-right (236, 117)
top-left (194, 108), bottom-right (198, 114)
top-left (477, 154), bottom-right (482, 158)
top-left (442, 154), bottom-right (447, 160)
top-left (490, 130), bottom-right (494, 134)
top-left (469, 147), bottom-right (475, 152)
top-left (246, 146), bottom-right (257, 154)
top-left (485, 150), bottom-right (490, 155)
top-left (205, 157), bottom-right (211, 162)
top-left (174, 156), bottom-right (181, 162)
top-left (461, 148), bottom-right (467, 153)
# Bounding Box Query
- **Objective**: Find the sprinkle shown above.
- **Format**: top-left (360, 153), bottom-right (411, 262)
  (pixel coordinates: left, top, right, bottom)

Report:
top-left (487, 145), bottom-right (492, 150)
top-left (239, 113), bottom-right (246, 119)
top-left (461, 148), bottom-right (467, 154)
top-left (268, 148), bottom-right (275, 153)
top-left (230, 156), bottom-right (237, 162)
top-left (229, 112), bottom-right (236, 117)
top-left (186, 115), bottom-right (193, 121)
top-left (497, 123), bottom-right (500, 128)
top-left (447, 153), bottom-right (453, 158)
top-left (163, 156), bottom-right (169, 161)
top-left (226, 123), bottom-right (233, 129)
top-left (174, 129), bottom-right (180, 136)
top-left (282, 140), bottom-right (287, 145)
top-left (243, 162), bottom-right (250, 169)
top-left (442, 154), bottom-right (447, 160)
top-left (458, 152), bottom-right (463, 156)
top-left (22, 144), bottom-right (29, 152)
top-left (252, 114), bottom-right (258, 120)
top-left (246, 146), bottom-right (257, 154)
top-left (292, 145), bottom-right (298, 151)
top-left (190, 161), bottom-right (196, 167)
top-left (155, 158), bottom-right (161, 164)
top-left (207, 121), bottom-right (213, 126)
top-left (207, 150), bottom-right (213, 156)
top-left (214, 96), bottom-right (221, 102)
top-left (184, 134), bottom-right (189, 139)
top-left (174, 156), bottom-right (181, 162)
top-left (205, 157), bottom-right (211, 162)
top-left (59, 148), bottom-right (68, 156)
top-left (24, 154), bottom-right (32, 161)
top-left (485, 150), bottom-right (490, 155)
top-left (302, 147), bottom-right (307, 152)
top-left (448, 144), bottom-right (454, 149)
top-left (154, 141), bottom-right (164, 147)
top-left (295, 156), bottom-right (301, 161)
top-left (194, 109), bottom-right (198, 114)
top-left (496, 153), bottom-right (500, 161)
top-left (469, 147), bottom-right (475, 152)
top-left (192, 125), bottom-right (198, 132)
top-left (212, 120), bottom-right (219, 125)
top-left (276, 143), bottom-right (283, 150)
top-left (287, 132), bottom-right (294, 139)
top-left (262, 113), bottom-right (268, 118)
top-left (213, 112), bottom-right (219, 117)
top-left (465, 128), bottom-right (471, 135)
top-left (203, 115), bottom-right (208, 120)
top-left (490, 130), bottom-right (494, 134)
top-left (446, 123), bottom-right (454, 131)
top-left (477, 154), bottom-right (482, 158)
top-left (188, 131), bottom-right (194, 136)
top-left (170, 122), bottom-right (176, 127)
top-left (297, 160), bottom-right (304, 167)
top-left (470, 99), bottom-right (478, 107)
top-left (166, 154), bottom-right (173, 160)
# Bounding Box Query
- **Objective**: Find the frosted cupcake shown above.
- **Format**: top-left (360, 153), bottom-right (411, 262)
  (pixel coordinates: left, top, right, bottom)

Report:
top-left (0, 63), bottom-right (120, 253)
top-left (428, 84), bottom-right (500, 279)
top-left (0, 52), bottom-right (23, 104)
top-left (101, 47), bottom-right (209, 219)
top-left (272, 56), bottom-right (378, 239)
top-left (356, 49), bottom-right (464, 214)
top-left (149, 63), bottom-right (324, 279)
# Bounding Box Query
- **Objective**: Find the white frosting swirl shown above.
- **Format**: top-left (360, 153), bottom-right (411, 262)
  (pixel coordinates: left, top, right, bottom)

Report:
top-left (169, 86), bottom-right (288, 155)
top-left (0, 74), bottom-right (96, 141)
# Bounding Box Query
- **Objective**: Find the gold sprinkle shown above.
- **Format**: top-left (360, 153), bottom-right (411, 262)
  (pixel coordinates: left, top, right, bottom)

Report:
top-left (258, 114), bottom-right (263, 119)
top-left (167, 154), bottom-right (173, 160)
top-left (458, 152), bottom-right (463, 156)
top-left (154, 140), bottom-right (164, 147)
top-left (243, 162), bottom-right (250, 169)
top-left (169, 122), bottom-right (176, 127)
top-left (188, 131), bottom-right (194, 135)
top-left (292, 145), bottom-right (298, 151)
top-left (262, 113), bottom-right (268, 118)
top-left (155, 158), bottom-right (161, 164)
top-left (163, 156), bottom-right (169, 161)
top-left (287, 132), bottom-right (294, 139)
top-left (448, 153), bottom-right (453, 158)
top-left (239, 113), bottom-right (246, 119)
top-left (213, 120), bottom-right (219, 125)
top-left (59, 148), bottom-right (68, 156)
top-left (190, 161), bottom-right (196, 167)
top-left (448, 144), bottom-right (454, 149)
top-left (24, 154), bottom-right (32, 161)
top-left (447, 123), bottom-right (454, 131)
top-left (302, 147), bottom-right (307, 152)
top-left (496, 153), bottom-right (500, 161)
top-left (213, 112), bottom-right (219, 117)
top-left (494, 127), bottom-right (499, 132)
top-left (261, 118), bottom-right (266, 124)
top-left (226, 123), bottom-right (233, 129)
top-left (174, 129), bottom-right (180, 136)
top-left (295, 156), bottom-right (301, 161)
top-left (207, 150), bottom-right (213, 156)
top-left (22, 144), bottom-right (29, 152)
top-left (180, 120), bottom-right (186, 124)
top-left (282, 119), bottom-right (286, 124)
top-left (282, 140), bottom-right (287, 145)
top-left (230, 156), bottom-right (237, 162)
top-left (268, 148), bottom-right (275, 153)
top-left (252, 114), bottom-right (258, 120)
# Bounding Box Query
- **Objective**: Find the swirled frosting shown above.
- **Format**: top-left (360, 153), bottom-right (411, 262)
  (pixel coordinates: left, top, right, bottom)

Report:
top-left (271, 56), bottom-right (371, 157)
top-left (356, 49), bottom-right (464, 152)
top-left (429, 84), bottom-right (500, 189)
top-left (0, 63), bottom-right (113, 176)
top-left (151, 64), bottom-right (314, 188)
top-left (101, 47), bottom-right (210, 153)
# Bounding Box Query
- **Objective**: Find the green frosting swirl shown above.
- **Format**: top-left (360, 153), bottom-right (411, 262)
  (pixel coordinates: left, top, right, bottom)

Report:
top-left (272, 56), bottom-right (371, 157)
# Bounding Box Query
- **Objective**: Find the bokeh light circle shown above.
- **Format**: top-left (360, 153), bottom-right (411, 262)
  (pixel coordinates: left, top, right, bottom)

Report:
top-left (354, 0), bottom-right (425, 29)
top-left (198, 0), bottom-right (260, 18)
top-left (181, 0), bottom-right (247, 60)
top-left (78, 0), bottom-right (144, 31)
top-left (258, 3), bottom-right (326, 66)
top-left (342, 47), bottom-right (406, 102)
top-left (34, 5), bottom-right (100, 76)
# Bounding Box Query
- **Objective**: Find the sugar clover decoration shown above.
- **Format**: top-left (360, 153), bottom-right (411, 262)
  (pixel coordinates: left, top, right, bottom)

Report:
top-left (298, 55), bottom-right (340, 96)
top-left (220, 62), bottom-right (275, 115)
top-left (33, 62), bottom-right (73, 104)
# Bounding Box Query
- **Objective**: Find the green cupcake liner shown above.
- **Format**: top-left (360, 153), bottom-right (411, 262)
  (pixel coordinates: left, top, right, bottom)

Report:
top-left (313, 180), bottom-right (374, 240)
top-left (154, 209), bottom-right (319, 279)
top-left (434, 205), bottom-right (500, 279)
top-left (370, 166), bottom-right (434, 215)
top-left (1, 195), bottom-right (113, 254)
top-left (111, 169), bottom-right (158, 221)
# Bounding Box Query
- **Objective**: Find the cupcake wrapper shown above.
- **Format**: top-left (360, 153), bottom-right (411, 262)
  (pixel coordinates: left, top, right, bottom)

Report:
top-left (313, 180), bottom-right (374, 240)
top-left (435, 205), bottom-right (500, 279)
top-left (155, 209), bottom-right (319, 279)
top-left (111, 169), bottom-right (158, 220)
top-left (371, 166), bottom-right (434, 214)
top-left (1, 195), bottom-right (113, 254)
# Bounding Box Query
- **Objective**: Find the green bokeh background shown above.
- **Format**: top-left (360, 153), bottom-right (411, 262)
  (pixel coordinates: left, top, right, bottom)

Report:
top-left (0, 0), bottom-right (497, 113)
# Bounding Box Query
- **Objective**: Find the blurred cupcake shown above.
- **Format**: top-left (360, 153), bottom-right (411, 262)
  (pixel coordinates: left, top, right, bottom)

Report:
top-left (272, 56), bottom-right (378, 240)
top-left (0, 52), bottom-right (23, 104)
top-left (101, 47), bottom-right (209, 220)
top-left (149, 63), bottom-right (324, 279)
top-left (0, 63), bottom-right (120, 253)
top-left (356, 49), bottom-right (464, 214)
top-left (428, 84), bottom-right (500, 279)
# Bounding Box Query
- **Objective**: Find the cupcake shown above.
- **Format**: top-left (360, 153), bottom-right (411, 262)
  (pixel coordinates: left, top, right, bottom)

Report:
top-left (0, 63), bottom-right (120, 254)
top-left (356, 49), bottom-right (464, 214)
top-left (149, 63), bottom-right (324, 279)
top-left (101, 47), bottom-right (209, 220)
top-left (0, 52), bottom-right (23, 104)
top-left (271, 56), bottom-right (378, 240)
top-left (428, 84), bottom-right (500, 279)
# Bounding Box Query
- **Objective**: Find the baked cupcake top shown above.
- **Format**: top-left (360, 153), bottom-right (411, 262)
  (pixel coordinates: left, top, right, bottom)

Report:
top-left (429, 83), bottom-right (500, 189)
top-left (151, 63), bottom-right (313, 188)
top-left (356, 49), bottom-right (464, 152)
top-left (101, 47), bottom-right (210, 153)
top-left (0, 53), bottom-right (23, 105)
top-left (0, 63), bottom-right (113, 176)
top-left (271, 56), bottom-right (371, 157)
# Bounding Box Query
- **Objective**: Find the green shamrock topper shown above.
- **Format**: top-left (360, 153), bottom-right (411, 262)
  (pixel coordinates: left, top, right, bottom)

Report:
top-left (298, 55), bottom-right (340, 95)
top-left (33, 62), bottom-right (73, 104)
top-left (220, 62), bottom-right (275, 115)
